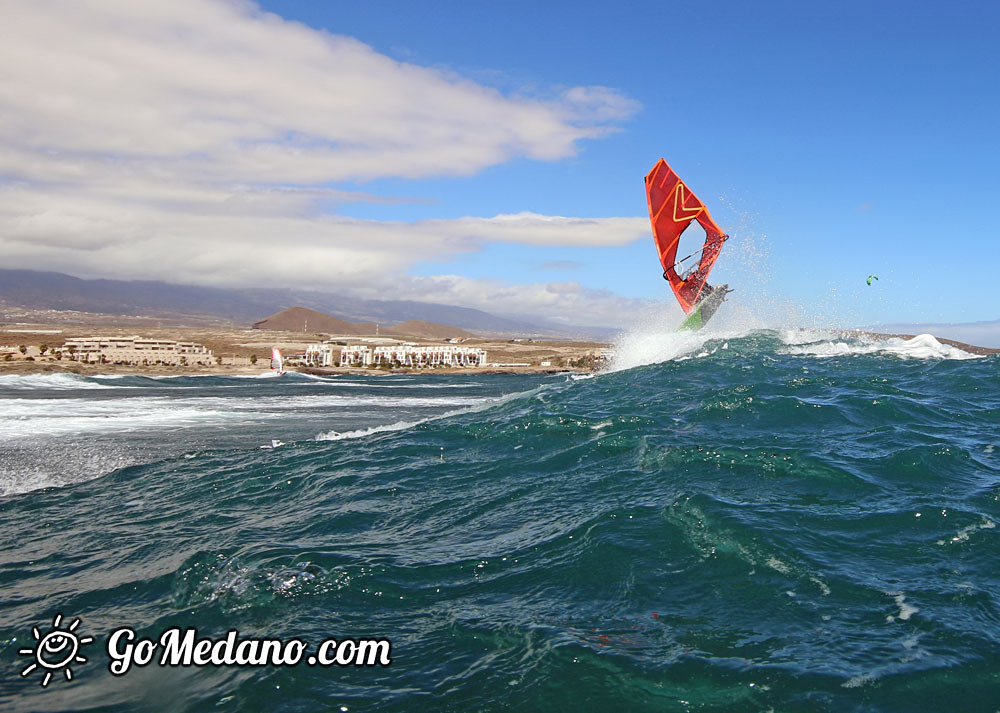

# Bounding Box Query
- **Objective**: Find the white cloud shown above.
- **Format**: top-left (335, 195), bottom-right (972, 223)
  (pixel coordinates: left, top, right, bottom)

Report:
top-left (0, 183), bottom-right (648, 289)
top-left (360, 274), bottom-right (656, 329)
top-left (0, 0), bottom-right (645, 326)
top-left (0, 0), bottom-right (636, 183)
top-left (417, 213), bottom-right (649, 249)
top-left (560, 86), bottom-right (642, 122)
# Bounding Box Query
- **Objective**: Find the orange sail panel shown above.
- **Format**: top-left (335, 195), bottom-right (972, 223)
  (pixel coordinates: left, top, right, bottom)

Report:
top-left (645, 158), bottom-right (727, 314)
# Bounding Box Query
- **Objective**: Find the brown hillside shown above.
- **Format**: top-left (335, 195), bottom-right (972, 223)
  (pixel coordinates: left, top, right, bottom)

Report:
top-left (251, 307), bottom-right (473, 340)
top-left (252, 307), bottom-right (376, 335)
top-left (387, 320), bottom-right (474, 340)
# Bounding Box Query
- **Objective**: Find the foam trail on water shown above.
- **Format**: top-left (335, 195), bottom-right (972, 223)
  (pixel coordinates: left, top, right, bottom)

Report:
top-left (0, 392), bottom-right (494, 441)
top-left (780, 332), bottom-right (980, 360)
top-left (317, 381), bottom-right (487, 389)
top-left (777, 327), bottom-right (838, 345)
top-left (0, 373), bottom-right (108, 390)
top-left (316, 419), bottom-right (426, 441)
top-left (0, 401), bottom-right (256, 440)
top-left (314, 383), bottom-right (545, 441)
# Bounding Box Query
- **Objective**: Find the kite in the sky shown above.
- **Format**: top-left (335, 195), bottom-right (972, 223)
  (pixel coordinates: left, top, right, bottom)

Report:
top-left (866, 275), bottom-right (879, 286)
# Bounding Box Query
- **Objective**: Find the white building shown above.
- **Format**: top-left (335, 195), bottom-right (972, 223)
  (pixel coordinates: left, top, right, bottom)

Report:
top-left (304, 341), bottom-right (341, 367)
top-left (305, 340), bottom-right (487, 368)
top-left (62, 336), bottom-right (214, 365)
top-left (339, 344), bottom-right (487, 368)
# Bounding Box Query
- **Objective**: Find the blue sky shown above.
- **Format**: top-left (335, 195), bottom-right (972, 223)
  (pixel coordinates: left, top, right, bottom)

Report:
top-left (262, 0), bottom-right (1000, 324)
top-left (2, 1), bottom-right (997, 329)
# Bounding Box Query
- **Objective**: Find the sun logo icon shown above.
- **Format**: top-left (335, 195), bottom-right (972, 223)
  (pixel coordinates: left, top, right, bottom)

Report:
top-left (18, 614), bottom-right (94, 687)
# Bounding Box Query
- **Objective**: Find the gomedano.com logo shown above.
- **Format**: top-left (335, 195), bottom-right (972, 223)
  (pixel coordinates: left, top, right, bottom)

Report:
top-left (18, 614), bottom-right (391, 688)
top-left (108, 627), bottom-right (392, 675)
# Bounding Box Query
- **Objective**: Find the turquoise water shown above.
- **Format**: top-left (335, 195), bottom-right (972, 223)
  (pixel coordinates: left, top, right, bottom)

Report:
top-left (2, 330), bottom-right (999, 711)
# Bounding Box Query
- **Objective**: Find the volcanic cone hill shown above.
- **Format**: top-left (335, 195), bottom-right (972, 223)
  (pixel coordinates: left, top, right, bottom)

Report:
top-left (388, 320), bottom-right (473, 340)
top-left (252, 307), bottom-right (375, 334)
top-left (252, 307), bottom-right (473, 339)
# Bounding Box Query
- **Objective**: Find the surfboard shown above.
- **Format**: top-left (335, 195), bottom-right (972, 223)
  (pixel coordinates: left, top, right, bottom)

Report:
top-left (678, 284), bottom-right (731, 331)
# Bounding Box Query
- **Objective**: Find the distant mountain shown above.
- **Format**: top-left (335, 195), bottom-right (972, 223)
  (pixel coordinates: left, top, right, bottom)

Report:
top-left (874, 318), bottom-right (1000, 349)
top-left (0, 268), bottom-right (608, 338)
top-left (252, 307), bottom-right (377, 335)
top-left (251, 308), bottom-right (474, 340)
top-left (387, 320), bottom-right (473, 340)
top-left (0, 268), bottom-right (272, 320)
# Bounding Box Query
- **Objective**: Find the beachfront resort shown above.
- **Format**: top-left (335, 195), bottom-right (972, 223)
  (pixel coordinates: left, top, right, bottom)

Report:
top-left (59, 336), bottom-right (216, 365)
top-left (305, 340), bottom-right (487, 368)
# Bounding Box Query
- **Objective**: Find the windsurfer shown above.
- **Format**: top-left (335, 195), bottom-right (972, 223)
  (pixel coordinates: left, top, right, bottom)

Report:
top-left (697, 283), bottom-right (732, 324)
top-left (645, 158), bottom-right (730, 329)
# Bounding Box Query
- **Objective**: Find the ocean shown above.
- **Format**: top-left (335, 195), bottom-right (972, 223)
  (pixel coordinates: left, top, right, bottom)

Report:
top-left (1, 328), bottom-right (998, 712)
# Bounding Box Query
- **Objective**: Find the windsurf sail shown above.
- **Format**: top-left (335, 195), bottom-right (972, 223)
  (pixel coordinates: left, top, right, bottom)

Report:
top-left (645, 158), bottom-right (728, 314)
top-left (270, 347), bottom-right (284, 373)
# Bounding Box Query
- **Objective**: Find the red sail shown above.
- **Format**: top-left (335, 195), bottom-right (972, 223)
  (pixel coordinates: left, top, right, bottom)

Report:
top-left (645, 158), bottom-right (727, 314)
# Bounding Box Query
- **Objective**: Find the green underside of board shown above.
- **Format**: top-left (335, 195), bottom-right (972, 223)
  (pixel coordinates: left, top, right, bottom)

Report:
top-left (677, 285), bottom-right (729, 332)
top-left (678, 304), bottom-right (705, 332)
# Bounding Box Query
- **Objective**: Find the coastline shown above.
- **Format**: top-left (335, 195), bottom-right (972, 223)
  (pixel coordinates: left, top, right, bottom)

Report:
top-left (0, 360), bottom-right (268, 377)
top-left (0, 322), bottom-right (608, 377)
top-left (0, 359), bottom-right (590, 378)
top-left (1, 329), bottom-right (996, 379)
